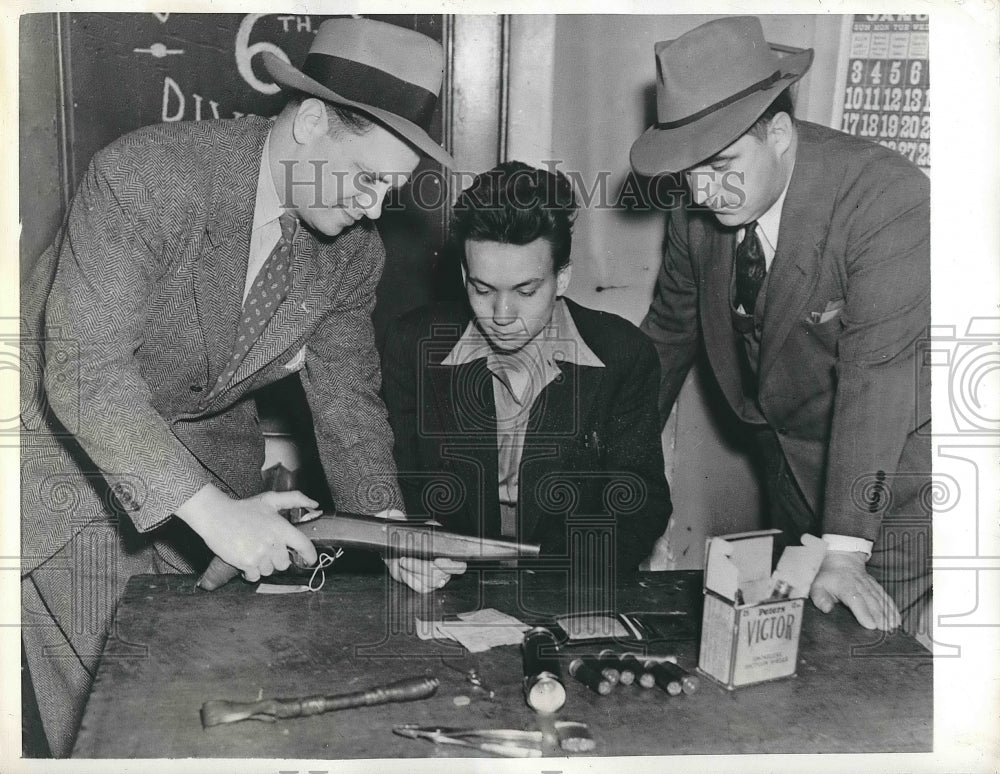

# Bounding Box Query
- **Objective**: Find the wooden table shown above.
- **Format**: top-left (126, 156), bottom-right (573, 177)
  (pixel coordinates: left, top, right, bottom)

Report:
top-left (73, 568), bottom-right (932, 758)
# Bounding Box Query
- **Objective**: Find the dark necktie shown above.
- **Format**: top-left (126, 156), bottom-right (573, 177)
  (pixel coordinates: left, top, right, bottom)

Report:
top-left (211, 212), bottom-right (297, 396)
top-left (734, 221), bottom-right (766, 315)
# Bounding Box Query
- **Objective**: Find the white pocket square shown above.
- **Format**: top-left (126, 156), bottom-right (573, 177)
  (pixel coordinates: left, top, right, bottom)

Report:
top-left (809, 300), bottom-right (845, 324)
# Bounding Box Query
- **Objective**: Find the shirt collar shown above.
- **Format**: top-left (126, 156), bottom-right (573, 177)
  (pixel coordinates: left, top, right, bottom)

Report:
top-left (442, 298), bottom-right (605, 369)
top-left (252, 129), bottom-right (285, 232)
top-left (754, 162), bottom-right (794, 254)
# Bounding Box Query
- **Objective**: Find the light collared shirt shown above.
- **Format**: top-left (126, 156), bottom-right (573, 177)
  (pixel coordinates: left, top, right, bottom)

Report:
top-left (245, 131), bottom-right (290, 302)
top-left (442, 299), bottom-right (604, 537)
top-left (733, 184), bottom-right (784, 317)
top-left (739, 167), bottom-right (873, 558)
top-left (744, 177), bottom-right (786, 272)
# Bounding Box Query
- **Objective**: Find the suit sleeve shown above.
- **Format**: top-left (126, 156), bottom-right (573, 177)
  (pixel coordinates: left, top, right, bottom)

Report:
top-left (42, 147), bottom-right (213, 530)
top-left (640, 206), bottom-right (701, 424)
top-left (605, 334), bottom-right (673, 572)
top-left (300, 229), bottom-right (404, 515)
top-left (821, 162), bottom-right (930, 540)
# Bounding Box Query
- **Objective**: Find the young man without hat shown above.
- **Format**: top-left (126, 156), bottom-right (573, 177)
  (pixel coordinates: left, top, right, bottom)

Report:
top-left (381, 162), bottom-right (672, 593)
top-left (20, 19), bottom-right (453, 756)
top-left (632, 17), bottom-right (930, 638)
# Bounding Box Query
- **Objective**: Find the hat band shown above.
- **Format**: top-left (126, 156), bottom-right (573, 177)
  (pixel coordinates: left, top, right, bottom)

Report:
top-left (656, 69), bottom-right (796, 130)
top-left (303, 53), bottom-right (437, 130)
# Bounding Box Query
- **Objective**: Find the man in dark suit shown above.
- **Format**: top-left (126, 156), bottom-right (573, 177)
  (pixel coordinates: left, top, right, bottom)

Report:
top-left (381, 162), bottom-right (671, 594)
top-left (20, 19), bottom-right (453, 756)
top-left (631, 17), bottom-right (930, 636)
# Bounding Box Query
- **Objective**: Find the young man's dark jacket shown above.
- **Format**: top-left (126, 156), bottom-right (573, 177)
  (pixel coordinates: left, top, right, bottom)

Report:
top-left (382, 297), bottom-right (672, 574)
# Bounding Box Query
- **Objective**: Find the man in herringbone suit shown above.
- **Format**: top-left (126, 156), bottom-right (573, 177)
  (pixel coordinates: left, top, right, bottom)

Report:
top-left (20, 19), bottom-right (454, 756)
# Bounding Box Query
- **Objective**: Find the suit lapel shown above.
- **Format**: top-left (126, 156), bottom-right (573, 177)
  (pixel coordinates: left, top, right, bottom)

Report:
top-left (432, 356), bottom-right (502, 537)
top-left (759, 131), bottom-right (830, 385)
top-left (195, 120), bottom-right (268, 385)
top-left (467, 360), bottom-right (501, 538)
top-left (228, 230), bottom-right (327, 387)
top-left (699, 226), bottom-right (749, 413)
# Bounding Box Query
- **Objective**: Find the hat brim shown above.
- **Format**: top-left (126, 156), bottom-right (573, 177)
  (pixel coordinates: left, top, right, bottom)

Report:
top-left (262, 52), bottom-right (455, 169)
top-left (630, 48), bottom-right (814, 177)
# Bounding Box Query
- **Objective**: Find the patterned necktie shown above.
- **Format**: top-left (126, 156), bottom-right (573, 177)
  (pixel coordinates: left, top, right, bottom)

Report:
top-left (212, 212), bottom-right (297, 395)
top-left (734, 221), bottom-right (766, 315)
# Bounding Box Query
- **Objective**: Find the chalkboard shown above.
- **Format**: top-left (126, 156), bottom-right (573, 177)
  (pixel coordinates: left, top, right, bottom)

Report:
top-left (837, 14), bottom-right (929, 172)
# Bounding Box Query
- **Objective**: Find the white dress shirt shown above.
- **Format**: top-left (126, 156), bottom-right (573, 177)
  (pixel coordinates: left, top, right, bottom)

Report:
top-left (245, 131), bottom-right (287, 302)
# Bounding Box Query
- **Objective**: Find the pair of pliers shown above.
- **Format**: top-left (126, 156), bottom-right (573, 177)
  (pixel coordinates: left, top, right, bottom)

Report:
top-left (393, 724), bottom-right (544, 757)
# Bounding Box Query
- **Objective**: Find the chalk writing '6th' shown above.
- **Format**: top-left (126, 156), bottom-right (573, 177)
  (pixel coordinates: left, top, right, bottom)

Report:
top-left (236, 13), bottom-right (291, 95)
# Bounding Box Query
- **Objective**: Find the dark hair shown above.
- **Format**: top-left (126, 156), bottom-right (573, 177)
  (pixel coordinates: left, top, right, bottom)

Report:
top-left (450, 161), bottom-right (578, 274)
top-left (746, 88), bottom-right (795, 140)
top-left (284, 91), bottom-right (374, 136)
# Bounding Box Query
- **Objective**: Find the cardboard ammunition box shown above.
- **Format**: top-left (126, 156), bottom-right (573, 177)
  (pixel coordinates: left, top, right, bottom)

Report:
top-left (698, 530), bottom-right (826, 690)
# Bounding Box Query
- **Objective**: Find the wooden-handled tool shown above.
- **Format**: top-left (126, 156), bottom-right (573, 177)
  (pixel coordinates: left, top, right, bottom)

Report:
top-left (196, 511), bottom-right (541, 591)
top-left (200, 676), bottom-right (439, 728)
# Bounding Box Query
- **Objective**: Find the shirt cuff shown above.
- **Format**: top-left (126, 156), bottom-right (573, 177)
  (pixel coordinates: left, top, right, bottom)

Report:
top-left (822, 534), bottom-right (874, 558)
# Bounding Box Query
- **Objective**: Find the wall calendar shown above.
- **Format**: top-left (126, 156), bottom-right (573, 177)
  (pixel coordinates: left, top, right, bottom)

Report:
top-left (838, 14), bottom-right (929, 172)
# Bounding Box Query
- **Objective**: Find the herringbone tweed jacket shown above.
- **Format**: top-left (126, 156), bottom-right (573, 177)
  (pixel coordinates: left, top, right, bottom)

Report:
top-left (20, 116), bottom-right (402, 754)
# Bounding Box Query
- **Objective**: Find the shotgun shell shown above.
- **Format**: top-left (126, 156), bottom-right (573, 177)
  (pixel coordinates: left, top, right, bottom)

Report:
top-left (569, 658), bottom-right (613, 696)
top-left (645, 660), bottom-right (683, 696)
top-left (522, 627), bottom-right (566, 713)
top-left (619, 655), bottom-right (655, 688)
top-left (649, 659), bottom-right (700, 695)
top-left (596, 649), bottom-right (621, 686)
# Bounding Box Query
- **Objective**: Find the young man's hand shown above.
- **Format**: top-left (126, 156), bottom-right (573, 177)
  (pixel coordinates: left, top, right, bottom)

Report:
top-left (384, 556), bottom-right (468, 593)
top-left (177, 484), bottom-right (319, 581)
top-left (373, 510), bottom-right (467, 592)
top-left (809, 550), bottom-right (901, 630)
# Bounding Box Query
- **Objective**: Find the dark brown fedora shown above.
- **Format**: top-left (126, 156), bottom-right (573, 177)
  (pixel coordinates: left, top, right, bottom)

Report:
top-left (630, 16), bottom-right (813, 176)
top-left (263, 18), bottom-right (454, 168)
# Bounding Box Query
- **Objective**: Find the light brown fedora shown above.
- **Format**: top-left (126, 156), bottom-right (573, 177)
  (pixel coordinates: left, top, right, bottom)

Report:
top-left (263, 18), bottom-right (454, 168)
top-left (631, 16), bottom-right (813, 176)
